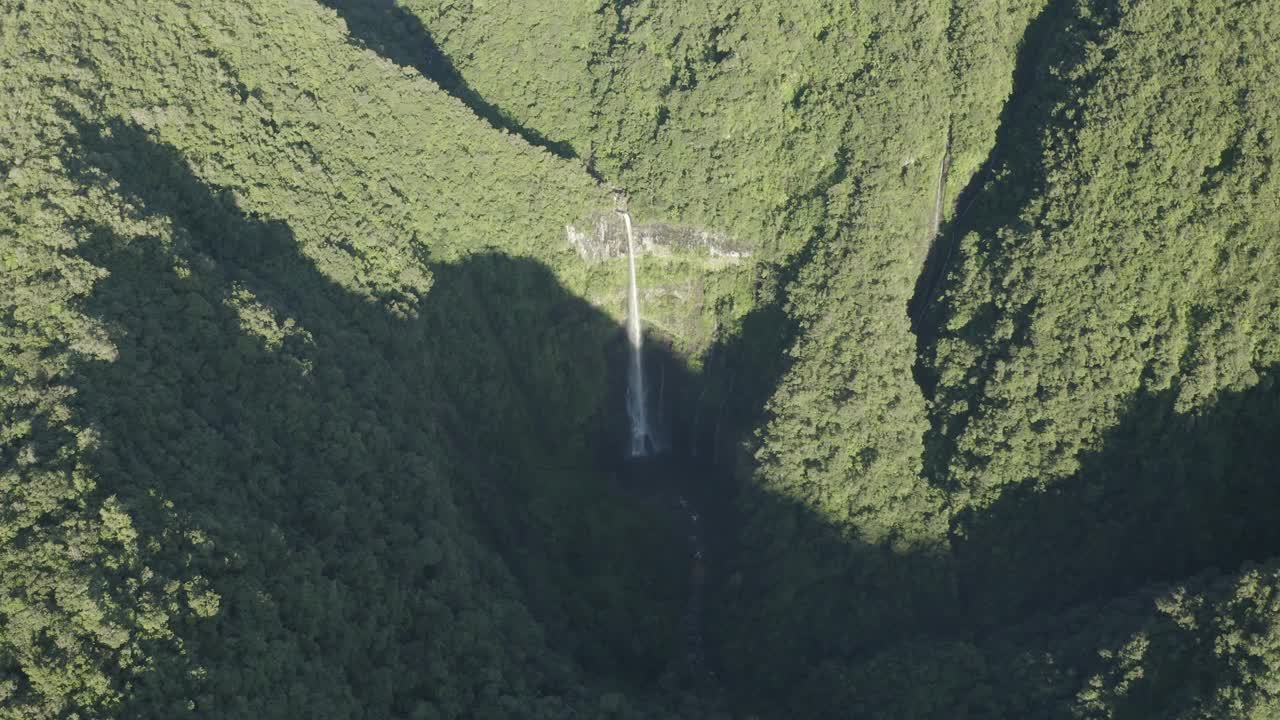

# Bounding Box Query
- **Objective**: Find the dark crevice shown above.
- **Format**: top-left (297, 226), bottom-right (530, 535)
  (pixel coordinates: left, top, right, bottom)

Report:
top-left (907, 0), bottom-right (1066, 342)
top-left (912, 0), bottom-right (1113, 496)
top-left (317, 0), bottom-right (582, 162)
top-left (907, 121), bottom-right (952, 334)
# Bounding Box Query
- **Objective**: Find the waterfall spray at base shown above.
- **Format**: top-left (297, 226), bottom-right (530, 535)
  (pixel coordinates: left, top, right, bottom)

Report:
top-left (621, 209), bottom-right (654, 457)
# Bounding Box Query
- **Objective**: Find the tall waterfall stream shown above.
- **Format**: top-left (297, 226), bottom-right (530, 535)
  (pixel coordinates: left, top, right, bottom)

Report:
top-left (621, 209), bottom-right (654, 457)
top-left (616, 205), bottom-right (717, 685)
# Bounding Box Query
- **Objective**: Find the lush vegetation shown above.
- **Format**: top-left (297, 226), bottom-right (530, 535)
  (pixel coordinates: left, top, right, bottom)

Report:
top-left (2, 0), bottom-right (1278, 717)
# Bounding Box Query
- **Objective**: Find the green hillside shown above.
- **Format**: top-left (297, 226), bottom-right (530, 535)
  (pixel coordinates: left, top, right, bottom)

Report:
top-left (2, 0), bottom-right (1278, 718)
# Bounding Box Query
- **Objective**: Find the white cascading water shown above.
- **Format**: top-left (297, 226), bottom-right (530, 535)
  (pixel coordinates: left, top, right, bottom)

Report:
top-left (621, 210), bottom-right (652, 456)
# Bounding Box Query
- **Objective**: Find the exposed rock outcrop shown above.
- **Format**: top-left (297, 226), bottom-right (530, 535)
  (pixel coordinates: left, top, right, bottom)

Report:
top-left (567, 211), bottom-right (750, 262)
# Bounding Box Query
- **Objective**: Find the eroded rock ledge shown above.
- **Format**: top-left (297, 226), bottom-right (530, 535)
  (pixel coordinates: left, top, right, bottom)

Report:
top-left (567, 211), bottom-right (751, 262)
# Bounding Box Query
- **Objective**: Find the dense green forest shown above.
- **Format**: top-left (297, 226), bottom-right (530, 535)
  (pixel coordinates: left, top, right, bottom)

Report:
top-left (2, 0), bottom-right (1277, 717)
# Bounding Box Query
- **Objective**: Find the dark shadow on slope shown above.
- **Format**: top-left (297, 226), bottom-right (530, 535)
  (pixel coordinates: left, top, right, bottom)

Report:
top-left (316, 0), bottom-right (580, 161)
top-left (956, 370), bottom-right (1280, 633)
top-left (1095, 564), bottom-right (1280, 719)
top-left (616, 335), bottom-right (965, 716)
top-left (983, 552), bottom-right (1280, 720)
top-left (712, 482), bottom-right (962, 717)
top-left (60, 115), bottom-right (695, 717)
top-left (55, 114), bottom-right (973, 718)
top-left (667, 199), bottom-right (968, 714)
top-left (53, 108), bottom-right (1269, 719)
top-left (912, 0), bottom-right (1123, 493)
top-left (759, 368), bottom-right (1280, 718)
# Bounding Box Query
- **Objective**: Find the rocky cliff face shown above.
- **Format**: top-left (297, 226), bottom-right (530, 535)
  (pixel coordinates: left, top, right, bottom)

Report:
top-left (566, 211), bottom-right (750, 262)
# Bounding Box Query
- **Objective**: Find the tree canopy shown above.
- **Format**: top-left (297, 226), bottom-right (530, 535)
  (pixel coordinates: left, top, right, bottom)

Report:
top-left (2, 0), bottom-right (1278, 717)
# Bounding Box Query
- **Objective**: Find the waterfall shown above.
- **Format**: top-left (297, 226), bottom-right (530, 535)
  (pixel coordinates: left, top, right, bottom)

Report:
top-left (621, 210), bottom-right (653, 456)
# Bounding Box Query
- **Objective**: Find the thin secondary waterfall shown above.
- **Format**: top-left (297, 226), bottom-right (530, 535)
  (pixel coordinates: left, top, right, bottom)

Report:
top-left (929, 133), bottom-right (951, 242)
top-left (621, 209), bottom-right (653, 456)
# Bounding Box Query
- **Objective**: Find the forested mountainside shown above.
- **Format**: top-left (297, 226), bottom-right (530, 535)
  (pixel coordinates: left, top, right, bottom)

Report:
top-left (2, 0), bottom-right (1277, 718)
